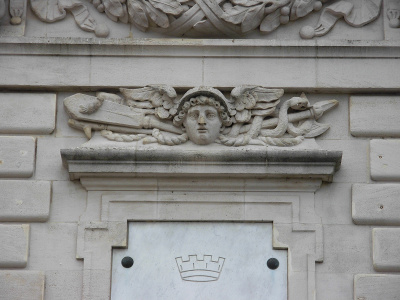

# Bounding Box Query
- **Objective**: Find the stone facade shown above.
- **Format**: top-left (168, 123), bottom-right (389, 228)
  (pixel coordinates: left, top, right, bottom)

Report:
top-left (1, 1), bottom-right (400, 299)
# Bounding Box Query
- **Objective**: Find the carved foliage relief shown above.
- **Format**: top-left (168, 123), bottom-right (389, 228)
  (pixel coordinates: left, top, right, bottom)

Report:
top-left (27, 0), bottom-right (384, 37)
top-left (64, 86), bottom-right (338, 147)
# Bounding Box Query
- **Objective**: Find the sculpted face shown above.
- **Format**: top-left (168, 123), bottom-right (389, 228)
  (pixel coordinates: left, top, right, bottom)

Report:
top-left (183, 105), bottom-right (222, 145)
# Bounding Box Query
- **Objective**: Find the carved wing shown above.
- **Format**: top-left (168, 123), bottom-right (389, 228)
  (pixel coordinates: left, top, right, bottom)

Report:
top-left (120, 85), bottom-right (177, 119)
top-left (231, 86), bottom-right (283, 123)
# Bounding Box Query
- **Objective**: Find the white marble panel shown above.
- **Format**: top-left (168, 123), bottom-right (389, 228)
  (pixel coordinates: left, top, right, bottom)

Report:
top-left (112, 222), bottom-right (287, 300)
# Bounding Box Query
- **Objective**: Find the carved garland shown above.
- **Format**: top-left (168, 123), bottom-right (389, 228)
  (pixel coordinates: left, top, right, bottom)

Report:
top-left (64, 85), bottom-right (338, 147)
top-left (28, 0), bottom-right (383, 38)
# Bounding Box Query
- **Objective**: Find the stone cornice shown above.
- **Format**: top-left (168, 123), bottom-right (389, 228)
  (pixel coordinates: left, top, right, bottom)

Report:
top-left (1, 37), bottom-right (400, 58)
top-left (61, 147), bottom-right (342, 182)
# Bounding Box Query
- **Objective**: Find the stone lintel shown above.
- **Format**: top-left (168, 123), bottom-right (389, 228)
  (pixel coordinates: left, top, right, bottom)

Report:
top-left (61, 147), bottom-right (342, 182)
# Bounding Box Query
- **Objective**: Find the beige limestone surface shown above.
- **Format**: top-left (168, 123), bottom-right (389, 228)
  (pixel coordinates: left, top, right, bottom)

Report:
top-left (0, 224), bottom-right (29, 268)
top-left (0, 180), bottom-right (50, 221)
top-left (0, 93), bottom-right (56, 134)
top-left (0, 136), bottom-right (36, 178)
top-left (1, 5), bottom-right (400, 298)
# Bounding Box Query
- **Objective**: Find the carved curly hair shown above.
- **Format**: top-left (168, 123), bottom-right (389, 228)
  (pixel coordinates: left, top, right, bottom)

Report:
top-left (173, 95), bottom-right (232, 127)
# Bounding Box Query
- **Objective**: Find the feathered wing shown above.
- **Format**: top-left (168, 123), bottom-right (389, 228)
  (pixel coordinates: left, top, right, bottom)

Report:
top-left (120, 85), bottom-right (177, 119)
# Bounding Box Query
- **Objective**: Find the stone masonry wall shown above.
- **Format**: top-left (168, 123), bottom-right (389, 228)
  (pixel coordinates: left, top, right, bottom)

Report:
top-left (1, 1), bottom-right (400, 298)
top-left (1, 90), bottom-right (399, 299)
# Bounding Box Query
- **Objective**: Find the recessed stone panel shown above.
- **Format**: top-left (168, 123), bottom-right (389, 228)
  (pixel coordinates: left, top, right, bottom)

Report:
top-left (350, 96), bottom-right (400, 137)
top-left (354, 274), bottom-right (400, 300)
top-left (0, 136), bottom-right (36, 178)
top-left (0, 271), bottom-right (44, 300)
top-left (352, 184), bottom-right (400, 225)
top-left (0, 224), bottom-right (30, 268)
top-left (112, 222), bottom-right (287, 300)
top-left (373, 228), bottom-right (400, 272)
top-left (0, 180), bottom-right (50, 222)
top-left (0, 93), bottom-right (56, 134)
top-left (370, 139), bottom-right (400, 181)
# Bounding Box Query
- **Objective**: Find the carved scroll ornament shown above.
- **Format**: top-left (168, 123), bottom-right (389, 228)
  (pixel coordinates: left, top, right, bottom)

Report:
top-left (29, 0), bottom-right (382, 38)
top-left (64, 86), bottom-right (338, 147)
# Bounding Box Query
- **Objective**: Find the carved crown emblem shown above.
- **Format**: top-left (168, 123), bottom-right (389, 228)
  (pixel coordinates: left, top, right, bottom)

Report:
top-left (175, 255), bottom-right (225, 282)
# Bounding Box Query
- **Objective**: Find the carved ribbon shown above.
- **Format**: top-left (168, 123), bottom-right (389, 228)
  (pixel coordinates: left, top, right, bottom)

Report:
top-left (156, 0), bottom-right (241, 37)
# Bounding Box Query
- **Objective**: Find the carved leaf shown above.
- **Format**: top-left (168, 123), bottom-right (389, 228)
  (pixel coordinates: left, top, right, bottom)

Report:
top-left (143, 0), bottom-right (170, 28)
top-left (343, 0), bottom-right (382, 27)
top-left (127, 0), bottom-right (149, 28)
top-left (119, 3), bottom-right (129, 23)
top-left (241, 3), bottom-right (265, 33)
top-left (231, 0), bottom-right (263, 7)
top-left (103, 0), bottom-right (124, 17)
top-left (149, 0), bottom-right (183, 15)
top-left (292, 0), bottom-right (315, 18)
top-left (260, 8), bottom-right (281, 33)
top-left (221, 5), bottom-right (248, 25)
top-left (31, 0), bottom-right (66, 22)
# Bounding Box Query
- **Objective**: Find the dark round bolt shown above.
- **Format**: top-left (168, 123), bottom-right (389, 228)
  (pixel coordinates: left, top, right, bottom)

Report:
top-left (267, 258), bottom-right (279, 270)
top-left (121, 256), bottom-right (134, 268)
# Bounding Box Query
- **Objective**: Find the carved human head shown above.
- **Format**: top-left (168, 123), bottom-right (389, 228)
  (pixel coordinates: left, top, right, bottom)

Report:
top-left (174, 95), bottom-right (232, 145)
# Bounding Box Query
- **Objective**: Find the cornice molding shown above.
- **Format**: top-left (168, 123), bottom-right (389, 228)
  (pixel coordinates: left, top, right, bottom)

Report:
top-left (61, 146), bottom-right (342, 181)
top-left (1, 37), bottom-right (400, 58)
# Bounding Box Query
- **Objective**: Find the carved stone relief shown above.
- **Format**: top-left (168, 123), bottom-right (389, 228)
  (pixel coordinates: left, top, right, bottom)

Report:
top-left (28, 0), bottom-right (383, 38)
top-left (30, 0), bottom-right (110, 37)
top-left (64, 86), bottom-right (338, 147)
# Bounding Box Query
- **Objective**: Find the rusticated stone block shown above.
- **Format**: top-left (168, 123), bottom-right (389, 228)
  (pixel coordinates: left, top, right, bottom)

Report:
top-left (0, 180), bottom-right (50, 221)
top-left (370, 139), bottom-right (400, 181)
top-left (350, 96), bottom-right (400, 137)
top-left (0, 93), bottom-right (56, 134)
top-left (0, 136), bottom-right (36, 178)
top-left (352, 184), bottom-right (400, 225)
top-left (354, 274), bottom-right (400, 300)
top-left (0, 224), bottom-right (30, 268)
top-left (0, 271), bottom-right (44, 300)
top-left (373, 228), bottom-right (400, 272)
